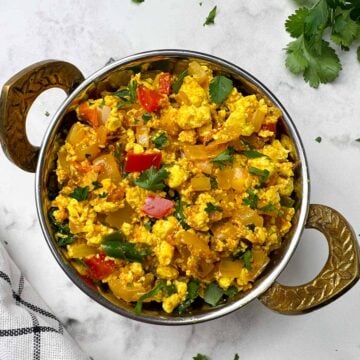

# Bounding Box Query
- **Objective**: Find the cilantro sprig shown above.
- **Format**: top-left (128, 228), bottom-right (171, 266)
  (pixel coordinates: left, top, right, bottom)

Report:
top-left (211, 146), bottom-right (235, 168)
top-left (285, 0), bottom-right (360, 87)
top-left (134, 166), bottom-right (169, 191)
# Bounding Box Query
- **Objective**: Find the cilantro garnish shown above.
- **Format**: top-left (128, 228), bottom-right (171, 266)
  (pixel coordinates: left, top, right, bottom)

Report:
top-left (132, 0), bottom-right (144, 3)
top-left (101, 231), bottom-right (150, 263)
top-left (142, 112), bottom-right (152, 124)
top-left (98, 192), bottom-right (108, 198)
top-left (248, 167), bottom-right (270, 184)
top-left (177, 279), bottom-right (199, 314)
top-left (92, 181), bottom-right (103, 190)
top-left (356, 138), bottom-right (360, 142)
top-left (152, 132), bottom-right (168, 149)
top-left (69, 186), bottom-right (89, 201)
top-left (134, 280), bottom-right (166, 315)
top-left (232, 249), bottom-right (253, 271)
top-left (134, 166), bottom-right (169, 191)
top-left (242, 189), bottom-right (259, 209)
top-left (284, 0), bottom-right (360, 87)
top-left (211, 146), bottom-right (235, 168)
top-left (48, 208), bottom-right (74, 247)
top-left (205, 202), bottom-right (223, 213)
top-left (315, 136), bottom-right (322, 143)
top-left (234, 354), bottom-right (240, 360)
top-left (203, 5), bottom-right (217, 26)
top-left (242, 150), bottom-right (267, 159)
top-left (171, 69), bottom-right (189, 94)
top-left (114, 80), bottom-right (137, 105)
top-left (45, 111), bottom-right (50, 117)
top-left (204, 282), bottom-right (238, 307)
top-left (174, 199), bottom-right (190, 230)
top-left (209, 75), bottom-right (233, 104)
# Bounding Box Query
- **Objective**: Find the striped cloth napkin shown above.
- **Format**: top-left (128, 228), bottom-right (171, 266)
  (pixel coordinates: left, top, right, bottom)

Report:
top-left (0, 242), bottom-right (90, 360)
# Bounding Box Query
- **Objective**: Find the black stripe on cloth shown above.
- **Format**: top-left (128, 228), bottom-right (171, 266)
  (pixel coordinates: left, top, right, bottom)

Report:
top-left (30, 313), bottom-right (41, 360)
top-left (0, 326), bottom-right (59, 337)
top-left (0, 270), bottom-right (63, 334)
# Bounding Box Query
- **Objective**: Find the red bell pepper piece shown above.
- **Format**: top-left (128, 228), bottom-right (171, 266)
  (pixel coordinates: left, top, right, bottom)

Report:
top-left (260, 122), bottom-right (276, 134)
top-left (125, 152), bottom-right (162, 172)
top-left (142, 196), bottom-right (174, 219)
top-left (159, 73), bottom-right (172, 95)
top-left (83, 253), bottom-right (116, 280)
top-left (137, 86), bottom-right (163, 112)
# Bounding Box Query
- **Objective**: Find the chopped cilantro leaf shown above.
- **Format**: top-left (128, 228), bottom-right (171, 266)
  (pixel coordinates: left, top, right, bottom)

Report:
top-left (102, 231), bottom-right (150, 263)
top-left (152, 132), bottom-right (168, 149)
top-left (356, 138), bottom-right (360, 142)
top-left (69, 186), bottom-right (89, 201)
top-left (203, 5), bottom-right (217, 26)
top-left (48, 208), bottom-right (74, 247)
top-left (248, 167), bottom-right (270, 183)
top-left (209, 75), bottom-right (233, 104)
top-left (174, 199), bottom-right (190, 230)
top-left (92, 181), bottom-right (103, 190)
top-left (45, 111), bottom-right (50, 117)
top-left (233, 249), bottom-right (253, 271)
top-left (259, 203), bottom-right (278, 213)
top-left (205, 202), bottom-right (223, 213)
top-left (142, 112), bottom-right (152, 123)
top-left (211, 146), bottom-right (235, 168)
top-left (134, 280), bottom-right (166, 314)
top-left (234, 354), bottom-right (240, 360)
top-left (172, 69), bottom-right (189, 94)
top-left (242, 150), bottom-right (267, 158)
top-left (242, 189), bottom-right (259, 209)
top-left (177, 279), bottom-right (199, 314)
top-left (204, 282), bottom-right (224, 306)
top-left (132, 0), bottom-right (144, 3)
top-left (98, 192), bottom-right (108, 198)
top-left (134, 166), bottom-right (169, 191)
top-left (315, 136), bottom-right (322, 143)
top-left (246, 223), bottom-right (255, 231)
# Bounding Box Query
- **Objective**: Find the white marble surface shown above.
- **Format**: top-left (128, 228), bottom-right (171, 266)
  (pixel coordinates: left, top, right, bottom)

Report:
top-left (1, 1), bottom-right (360, 359)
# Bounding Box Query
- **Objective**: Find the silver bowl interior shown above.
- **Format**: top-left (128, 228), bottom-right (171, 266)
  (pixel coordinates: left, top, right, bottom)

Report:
top-left (36, 50), bottom-right (310, 325)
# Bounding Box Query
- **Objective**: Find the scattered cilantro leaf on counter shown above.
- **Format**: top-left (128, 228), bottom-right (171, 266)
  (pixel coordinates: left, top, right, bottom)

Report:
top-left (242, 189), bottom-right (259, 209)
top-left (315, 136), bottom-right (322, 143)
top-left (205, 202), bottom-right (223, 213)
top-left (284, 0), bottom-right (360, 87)
top-left (242, 150), bottom-right (267, 158)
top-left (45, 111), bottom-right (50, 117)
top-left (132, 0), bottom-right (144, 3)
top-left (211, 146), bottom-right (235, 168)
top-left (234, 354), bottom-right (240, 360)
top-left (135, 280), bottom-right (166, 315)
top-left (193, 355), bottom-right (209, 360)
top-left (248, 167), bottom-right (270, 183)
top-left (203, 5), bottom-right (217, 26)
top-left (356, 138), bottom-right (360, 142)
top-left (134, 166), bottom-right (169, 191)
top-left (171, 69), bottom-right (189, 94)
top-left (69, 186), bottom-right (89, 201)
top-left (142, 112), bottom-right (152, 123)
top-left (152, 132), bottom-right (168, 149)
top-left (209, 75), bottom-right (233, 104)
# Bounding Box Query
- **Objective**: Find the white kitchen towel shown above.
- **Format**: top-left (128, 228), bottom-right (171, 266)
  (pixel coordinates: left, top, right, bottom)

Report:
top-left (0, 243), bottom-right (90, 360)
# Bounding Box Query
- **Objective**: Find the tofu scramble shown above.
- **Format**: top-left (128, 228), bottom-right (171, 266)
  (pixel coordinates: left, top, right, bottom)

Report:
top-left (49, 61), bottom-right (296, 314)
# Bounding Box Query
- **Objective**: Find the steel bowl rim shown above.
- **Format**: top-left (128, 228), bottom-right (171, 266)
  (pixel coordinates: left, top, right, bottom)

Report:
top-left (35, 49), bottom-right (310, 325)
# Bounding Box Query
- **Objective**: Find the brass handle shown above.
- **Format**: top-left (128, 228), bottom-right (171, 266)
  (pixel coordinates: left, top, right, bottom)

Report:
top-left (259, 204), bottom-right (360, 314)
top-left (0, 60), bottom-right (84, 172)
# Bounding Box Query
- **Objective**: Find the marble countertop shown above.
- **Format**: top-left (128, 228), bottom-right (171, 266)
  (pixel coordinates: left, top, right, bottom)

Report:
top-left (1, 1), bottom-right (360, 359)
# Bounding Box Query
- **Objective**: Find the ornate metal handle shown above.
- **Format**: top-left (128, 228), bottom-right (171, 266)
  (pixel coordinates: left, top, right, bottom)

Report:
top-left (259, 204), bottom-right (360, 314)
top-left (0, 60), bottom-right (84, 172)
